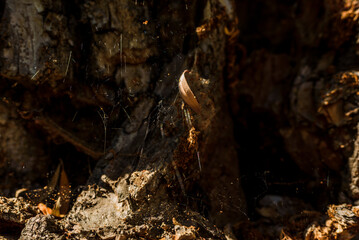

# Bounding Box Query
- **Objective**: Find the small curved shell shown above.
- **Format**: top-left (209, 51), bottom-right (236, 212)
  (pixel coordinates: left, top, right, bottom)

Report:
top-left (178, 70), bottom-right (201, 114)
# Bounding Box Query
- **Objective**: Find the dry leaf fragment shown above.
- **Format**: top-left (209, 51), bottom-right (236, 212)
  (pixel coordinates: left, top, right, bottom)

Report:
top-left (178, 70), bottom-right (201, 114)
top-left (38, 160), bottom-right (70, 218)
top-left (58, 162), bottom-right (70, 215)
top-left (38, 203), bottom-right (52, 215)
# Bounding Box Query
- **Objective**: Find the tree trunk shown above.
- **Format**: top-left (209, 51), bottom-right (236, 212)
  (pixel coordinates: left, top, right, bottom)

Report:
top-left (0, 0), bottom-right (245, 239)
top-left (1, 0), bottom-right (359, 239)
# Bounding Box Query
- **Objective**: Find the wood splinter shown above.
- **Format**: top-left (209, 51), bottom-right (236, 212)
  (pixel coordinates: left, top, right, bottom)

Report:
top-left (178, 70), bottom-right (201, 114)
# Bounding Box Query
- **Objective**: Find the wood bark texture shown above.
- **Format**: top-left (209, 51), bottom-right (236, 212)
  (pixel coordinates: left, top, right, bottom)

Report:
top-left (1, 0), bottom-right (359, 239)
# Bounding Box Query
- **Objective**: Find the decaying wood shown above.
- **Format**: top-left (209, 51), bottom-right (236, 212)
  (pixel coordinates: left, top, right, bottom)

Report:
top-left (0, 0), bottom-right (244, 239)
top-left (3, 0), bottom-right (359, 239)
top-left (0, 196), bottom-right (40, 236)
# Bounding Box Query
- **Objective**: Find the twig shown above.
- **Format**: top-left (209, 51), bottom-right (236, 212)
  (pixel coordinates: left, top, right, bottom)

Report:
top-left (64, 51), bottom-right (72, 77)
top-left (71, 111), bottom-right (78, 122)
top-left (196, 150), bottom-right (202, 171)
top-left (31, 70), bottom-right (40, 80)
top-left (35, 116), bottom-right (103, 159)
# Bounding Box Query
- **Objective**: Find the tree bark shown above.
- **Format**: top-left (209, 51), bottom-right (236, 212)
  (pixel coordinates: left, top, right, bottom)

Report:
top-left (0, 0), bottom-right (245, 239)
top-left (2, 0), bottom-right (359, 239)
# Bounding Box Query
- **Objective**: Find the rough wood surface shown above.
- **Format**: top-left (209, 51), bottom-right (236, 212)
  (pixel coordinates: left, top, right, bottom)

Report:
top-left (0, 0), bottom-right (243, 239)
top-left (2, 0), bottom-right (359, 239)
